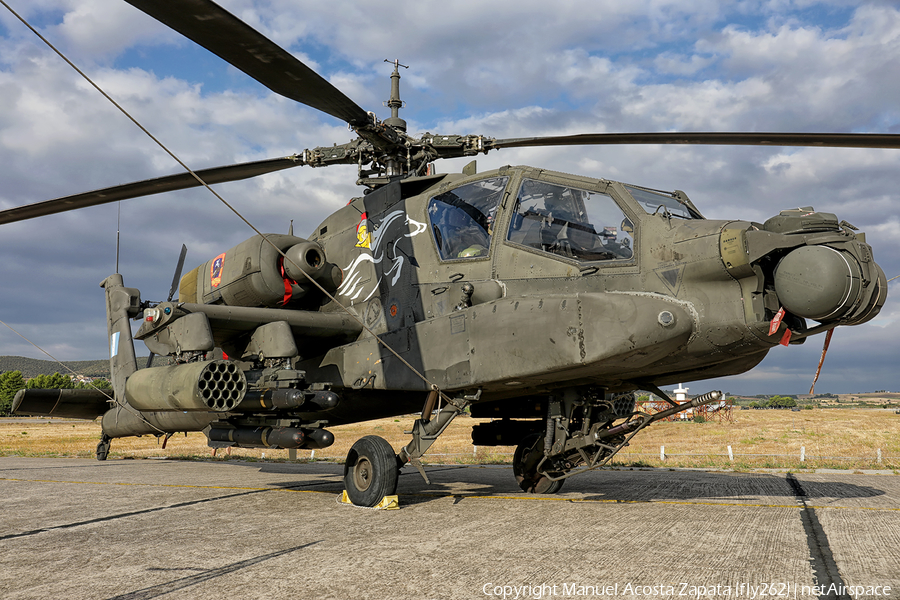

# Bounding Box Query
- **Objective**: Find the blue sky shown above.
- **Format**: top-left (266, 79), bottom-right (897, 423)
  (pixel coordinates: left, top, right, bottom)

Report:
top-left (0, 0), bottom-right (898, 396)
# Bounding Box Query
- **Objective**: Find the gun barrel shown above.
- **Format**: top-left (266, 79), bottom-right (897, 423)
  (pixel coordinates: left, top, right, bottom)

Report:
top-left (599, 390), bottom-right (722, 439)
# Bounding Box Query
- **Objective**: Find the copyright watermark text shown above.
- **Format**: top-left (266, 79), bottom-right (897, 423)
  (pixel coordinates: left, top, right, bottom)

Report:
top-left (481, 582), bottom-right (893, 599)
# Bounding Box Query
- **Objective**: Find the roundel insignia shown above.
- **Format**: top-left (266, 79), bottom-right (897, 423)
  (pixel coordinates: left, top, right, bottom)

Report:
top-left (210, 253), bottom-right (226, 288)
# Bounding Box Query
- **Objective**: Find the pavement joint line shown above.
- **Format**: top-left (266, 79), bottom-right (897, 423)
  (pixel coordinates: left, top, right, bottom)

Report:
top-left (786, 472), bottom-right (850, 597)
top-left (0, 487), bottom-right (273, 541)
top-left (102, 543), bottom-right (321, 600)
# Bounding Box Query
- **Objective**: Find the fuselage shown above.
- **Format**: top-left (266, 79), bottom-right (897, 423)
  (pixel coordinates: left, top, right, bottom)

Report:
top-left (286, 165), bottom-right (884, 425)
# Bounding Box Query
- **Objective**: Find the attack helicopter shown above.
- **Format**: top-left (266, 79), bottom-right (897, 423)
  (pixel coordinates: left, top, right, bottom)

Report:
top-left (3, 0), bottom-right (894, 506)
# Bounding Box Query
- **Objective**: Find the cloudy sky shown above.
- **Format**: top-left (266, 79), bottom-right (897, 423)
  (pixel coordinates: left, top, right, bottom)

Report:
top-left (0, 0), bottom-right (897, 396)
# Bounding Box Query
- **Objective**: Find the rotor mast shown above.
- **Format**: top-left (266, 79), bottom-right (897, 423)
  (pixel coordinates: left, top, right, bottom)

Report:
top-left (383, 59), bottom-right (408, 132)
top-left (376, 59), bottom-right (409, 181)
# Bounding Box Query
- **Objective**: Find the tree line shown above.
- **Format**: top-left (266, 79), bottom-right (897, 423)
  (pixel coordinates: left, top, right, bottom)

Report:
top-left (0, 356), bottom-right (112, 379)
top-left (748, 395), bottom-right (798, 409)
top-left (0, 371), bottom-right (111, 416)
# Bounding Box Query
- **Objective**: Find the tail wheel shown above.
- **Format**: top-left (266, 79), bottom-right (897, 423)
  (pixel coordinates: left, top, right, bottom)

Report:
top-left (343, 435), bottom-right (399, 507)
top-left (513, 432), bottom-right (564, 494)
top-left (96, 434), bottom-right (111, 461)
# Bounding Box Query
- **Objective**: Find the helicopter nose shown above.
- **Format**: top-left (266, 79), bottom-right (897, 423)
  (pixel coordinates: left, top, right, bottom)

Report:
top-left (773, 245), bottom-right (887, 325)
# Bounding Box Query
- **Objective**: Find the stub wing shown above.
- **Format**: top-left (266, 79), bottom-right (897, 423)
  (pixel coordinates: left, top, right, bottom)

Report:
top-left (12, 388), bottom-right (111, 420)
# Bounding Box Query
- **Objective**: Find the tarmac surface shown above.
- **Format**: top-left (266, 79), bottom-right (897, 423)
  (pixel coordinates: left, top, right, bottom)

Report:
top-left (1, 457), bottom-right (899, 600)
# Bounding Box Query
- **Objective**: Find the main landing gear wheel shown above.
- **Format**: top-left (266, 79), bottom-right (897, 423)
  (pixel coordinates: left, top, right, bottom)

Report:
top-left (96, 434), bottom-right (111, 461)
top-left (343, 435), bottom-right (399, 507)
top-left (513, 433), bottom-right (564, 494)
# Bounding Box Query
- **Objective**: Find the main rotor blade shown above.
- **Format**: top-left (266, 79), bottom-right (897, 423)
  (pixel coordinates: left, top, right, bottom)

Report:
top-left (0, 156), bottom-right (301, 225)
top-left (124, 0), bottom-right (370, 126)
top-left (490, 132), bottom-right (900, 150)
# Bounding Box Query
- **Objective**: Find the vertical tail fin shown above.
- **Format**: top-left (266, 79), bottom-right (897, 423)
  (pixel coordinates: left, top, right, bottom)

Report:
top-left (100, 274), bottom-right (141, 402)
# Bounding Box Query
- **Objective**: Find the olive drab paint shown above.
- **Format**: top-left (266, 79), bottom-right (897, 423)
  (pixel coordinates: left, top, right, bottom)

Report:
top-left (2, 0), bottom-right (892, 505)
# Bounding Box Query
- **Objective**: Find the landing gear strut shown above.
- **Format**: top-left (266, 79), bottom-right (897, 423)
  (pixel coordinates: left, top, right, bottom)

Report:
top-left (398, 389), bottom-right (479, 484)
top-left (343, 435), bottom-right (399, 507)
top-left (96, 434), bottom-right (111, 461)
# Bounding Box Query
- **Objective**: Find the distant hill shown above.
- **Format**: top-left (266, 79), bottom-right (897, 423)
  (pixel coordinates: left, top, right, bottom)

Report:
top-left (0, 356), bottom-right (114, 379)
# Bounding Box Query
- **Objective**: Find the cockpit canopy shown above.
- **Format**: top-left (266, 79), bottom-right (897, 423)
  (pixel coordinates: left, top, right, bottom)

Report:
top-left (428, 176), bottom-right (507, 260)
top-left (625, 185), bottom-right (700, 220)
top-left (507, 178), bottom-right (634, 262)
top-left (424, 171), bottom-right (700, 265)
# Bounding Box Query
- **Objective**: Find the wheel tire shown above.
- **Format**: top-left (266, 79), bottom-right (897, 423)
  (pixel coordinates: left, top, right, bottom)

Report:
top-left (343, 435), bottom-right (399, 507)
top-left (96, 435), bottom-right (111, 461)
top-left (513, 433), bottom-right (564, 494)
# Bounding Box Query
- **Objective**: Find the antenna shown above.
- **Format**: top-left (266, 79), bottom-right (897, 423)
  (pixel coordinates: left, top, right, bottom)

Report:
top-left (115, 201), bottom-right (121, 273)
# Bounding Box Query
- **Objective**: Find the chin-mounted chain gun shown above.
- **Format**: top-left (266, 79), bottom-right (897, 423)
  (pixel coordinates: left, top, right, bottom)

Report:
top-left (535, 391), bottom-right (724, 483)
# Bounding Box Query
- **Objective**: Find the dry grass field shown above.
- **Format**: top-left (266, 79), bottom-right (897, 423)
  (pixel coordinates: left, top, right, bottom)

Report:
top-left (2, 408), bottom-right (899, 471)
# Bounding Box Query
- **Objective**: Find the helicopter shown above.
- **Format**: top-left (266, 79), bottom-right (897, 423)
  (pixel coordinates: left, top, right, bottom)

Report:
top-left (2, 0), bottom-right (895, 506)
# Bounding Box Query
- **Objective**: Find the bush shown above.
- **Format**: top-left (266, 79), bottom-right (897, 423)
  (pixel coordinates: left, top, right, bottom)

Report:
top-left (0, 371), bottom-right (26, 416)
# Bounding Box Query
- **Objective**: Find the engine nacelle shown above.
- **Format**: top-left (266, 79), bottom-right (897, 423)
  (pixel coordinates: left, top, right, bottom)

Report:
top-left (178, 234), bottom-right (341, 308)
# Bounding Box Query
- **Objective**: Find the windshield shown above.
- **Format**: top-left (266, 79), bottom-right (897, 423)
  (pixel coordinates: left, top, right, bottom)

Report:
top-left (625, 185), bottom-right (699, 220)
top-left (506, 179), bottom-right (634, 262)
top-left (428, 176), bottom-right (508, 260)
